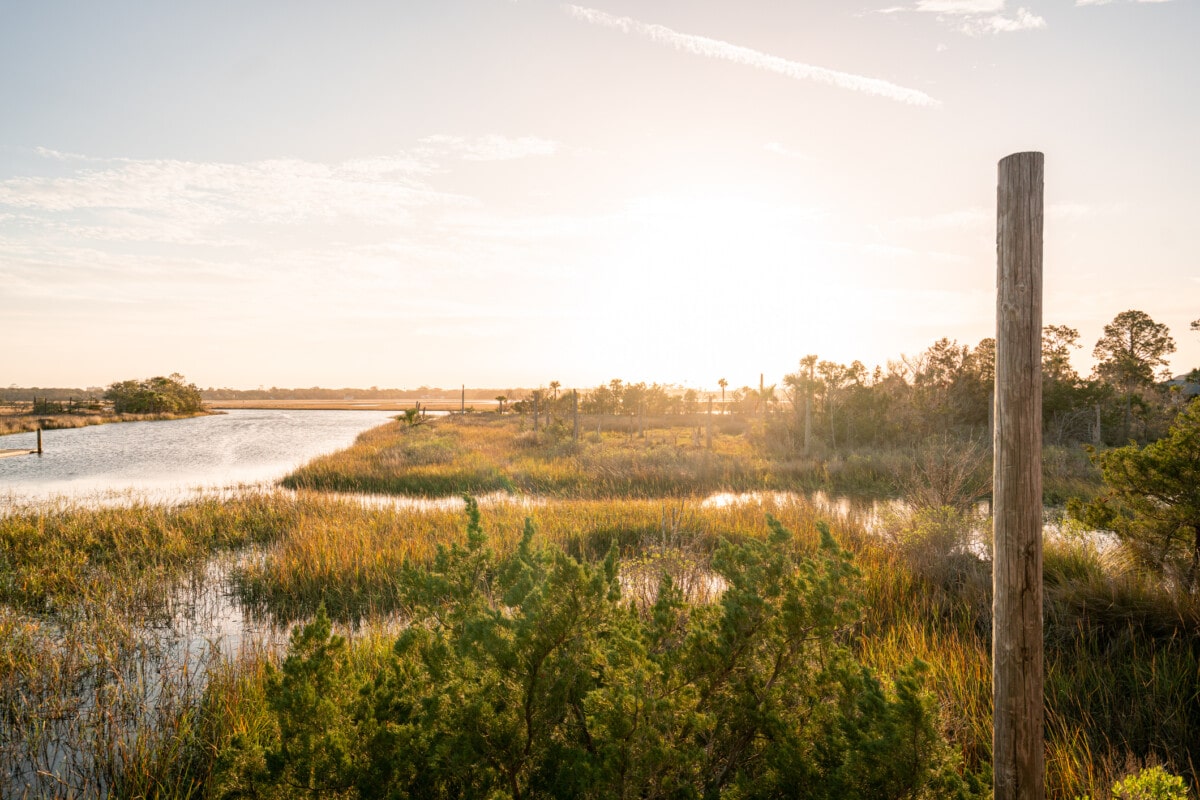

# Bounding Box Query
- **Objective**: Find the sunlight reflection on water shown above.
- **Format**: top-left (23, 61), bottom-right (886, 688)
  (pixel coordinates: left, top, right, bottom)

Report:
top-left (0, 408), bottom-right (396, 507)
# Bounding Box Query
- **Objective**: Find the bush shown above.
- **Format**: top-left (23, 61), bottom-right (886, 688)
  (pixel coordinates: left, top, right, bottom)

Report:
top-left (219, 500), bottom-right (983, 799)
top-left (103, 372), bottom-right (204, 414)
top-left (1110, 765), bottom-right (1191, 800)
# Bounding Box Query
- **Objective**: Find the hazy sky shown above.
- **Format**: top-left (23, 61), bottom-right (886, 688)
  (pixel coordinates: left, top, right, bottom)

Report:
top-left (2, 0), bottom-right (1197, 391)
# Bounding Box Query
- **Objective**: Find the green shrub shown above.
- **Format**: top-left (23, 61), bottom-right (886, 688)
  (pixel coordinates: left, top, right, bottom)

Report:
top-left (1110, 765), bottom-right (1191, 800)
top-left (219, 500), bottom-right (983, 799)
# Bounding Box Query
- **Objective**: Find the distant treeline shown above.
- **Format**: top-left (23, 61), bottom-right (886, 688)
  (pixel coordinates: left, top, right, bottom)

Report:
top-left (0, 387), bottom-right (105, 403)
top-left (199, 386), bottom-right (528, 402)
top-left (513, 310), bottom-right (1198, 452)
top-left (2, 386), bottom-right (526, 403)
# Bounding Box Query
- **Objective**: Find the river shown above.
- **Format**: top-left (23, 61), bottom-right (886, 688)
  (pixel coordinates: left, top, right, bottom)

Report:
top-left (0, 408), bottom-right (397, 506)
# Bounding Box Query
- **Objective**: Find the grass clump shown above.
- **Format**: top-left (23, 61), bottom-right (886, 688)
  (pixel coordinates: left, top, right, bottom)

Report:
top-left (0, 494), bottom-right (294, 611)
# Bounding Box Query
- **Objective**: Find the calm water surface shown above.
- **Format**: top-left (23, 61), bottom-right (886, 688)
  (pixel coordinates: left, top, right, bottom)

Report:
top-left (0, 408), bottom-right (395, 505)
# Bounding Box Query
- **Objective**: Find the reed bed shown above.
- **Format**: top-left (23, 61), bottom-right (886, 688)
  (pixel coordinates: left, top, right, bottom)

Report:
top-left (2, 580), bottom-right (227, 798)
top-left (282, 415), bottom-right (783, 499)
top-left (0, 494), bottom-right (296, 612)
top-left (0, 410), bottom-right (215, 436)
top-left (232, 492), bottom-right (827, 622)
top-left (281, 415), bottom-right (1101, 504)
top-left (0, 439), bottom-right (1186, 798)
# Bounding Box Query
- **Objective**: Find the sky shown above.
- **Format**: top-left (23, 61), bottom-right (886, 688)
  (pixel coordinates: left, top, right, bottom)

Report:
top-left (1, 0), bottom-right (1197, 392)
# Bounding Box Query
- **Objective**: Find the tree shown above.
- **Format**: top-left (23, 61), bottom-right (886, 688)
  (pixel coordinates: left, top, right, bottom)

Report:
top-left (682, 387), bottom-right (699, 415)
top-left (817, 360), bottom-right (853, 450)
top-left (1093, 310), bottom-right (1176, 439)
top-left (103, 373), bottom-right (204, 414)
top-left (1040, 325), bottom-right (1095, 444)
top-left (495, 395), bottom-right (507, 413)
top-left (1042, 324), bottom-right (1081, 384)
top-left (751, 383), bottom-right (777, 418)
top-left (1073, 398), bottom-right (1200, 592)
top-left (717, 377), bottom-right (728, 413)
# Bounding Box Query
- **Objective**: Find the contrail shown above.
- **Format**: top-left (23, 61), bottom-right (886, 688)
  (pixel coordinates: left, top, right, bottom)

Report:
top-left (563, 4), bottom-right (941, 108)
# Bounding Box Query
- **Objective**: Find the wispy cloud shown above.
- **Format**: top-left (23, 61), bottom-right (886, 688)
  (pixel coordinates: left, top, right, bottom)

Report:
top-left (0, 139), bottom-right (588, 290)
top-left (763, 142), bottom-right (811, 160)
top-left (562, 4), bottom-right (940, 107)
top-left (0, 156), bottom-right (447, 222)
top-left (883, 1), bottom-right (1046, 35)
top-left (915, 0), bottom-right (1004, 13)
top-left (960, 7), bottom-right (1046, 34)
top-left (0, 135), bottom-right (565, 241)
top-left (419, 135), bottom-right (561, 161)
top-left (1076, 0), bottom-right (1173, 5)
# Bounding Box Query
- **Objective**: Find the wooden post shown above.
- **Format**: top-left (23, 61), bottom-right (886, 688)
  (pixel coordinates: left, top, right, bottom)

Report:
top-left (461, 384), bottom-right (465, 414)
top-left (706, 398), bottom-right (713, 450)
top-left (37, 427), bottom-right (43, 455)
top-left (533, 391), bottom-right (540, 433)
top-left (573, 390), bottom-right (580, 443)
top-left (993, 151), bottom-right (1044, 800)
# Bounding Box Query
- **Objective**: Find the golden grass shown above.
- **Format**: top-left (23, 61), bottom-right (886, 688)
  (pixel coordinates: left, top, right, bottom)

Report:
top-left (0, 494), bottom-right (296, 611)
top-left (207, 399), bottom-right (479, 411)
top-left (282, 414), bottom-right (780, 498)
top-left (0, 409), bottom-right (215, 436)
top-left (232, 492), bottom-right (825, 621)
top-left (0, 439), bottom-right (1187, 797)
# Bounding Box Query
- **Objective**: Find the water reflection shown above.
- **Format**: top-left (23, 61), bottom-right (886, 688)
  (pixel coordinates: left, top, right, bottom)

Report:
top-left (0, 409), bottom-right (395, 507)
top-left (701, 488), bottom-right (918, 531)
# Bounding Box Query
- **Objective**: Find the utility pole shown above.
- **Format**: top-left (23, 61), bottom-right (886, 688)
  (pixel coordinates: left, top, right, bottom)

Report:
top-left (993, 151), bottom-right (1045, 800)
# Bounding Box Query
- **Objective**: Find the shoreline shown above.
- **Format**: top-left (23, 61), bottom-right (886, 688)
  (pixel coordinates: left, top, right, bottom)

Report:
top-left (207, 398), bottom-right (497, 412)
top-left (0, 409), bottom-right (216, 437)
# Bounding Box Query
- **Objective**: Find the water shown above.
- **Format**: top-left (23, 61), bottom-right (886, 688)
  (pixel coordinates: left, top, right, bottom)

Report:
top-left (0, 408), bottom-right (397, 506)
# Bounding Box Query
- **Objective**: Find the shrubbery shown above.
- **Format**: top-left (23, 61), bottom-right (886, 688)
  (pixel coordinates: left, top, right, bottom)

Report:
top-left (215, 500), bottom-right (982, 799)
top-left (103, 372), bottom-right (204, 415)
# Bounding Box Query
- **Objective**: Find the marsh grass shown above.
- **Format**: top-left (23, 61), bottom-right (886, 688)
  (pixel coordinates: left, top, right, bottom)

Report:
top-left (231, 493), bottom-right (814, 623)
top-left (283, 415), bottom-right (783, 499)
top-left (0, 494), bottom-right (295, 611)
top-left (0, 454), bottom-right (1186, 798)
top-left (282, 415), bottom-right (1103, 503)
top-left (1, 582), bottom-right (229, 798)
top-left (218, 492), bottom-right (1200, 796)
top-left (0, 494), bottom-right (300, 798)
top-left (0, 410), bottom-right (215, 437)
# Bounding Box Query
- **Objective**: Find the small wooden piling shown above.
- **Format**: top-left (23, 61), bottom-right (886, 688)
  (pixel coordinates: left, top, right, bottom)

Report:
top-left (573, 390), bottom-right (580, 443)
top-left (37, 427), bottom-right (43, 455)
top-left (706, 398), bottom-right (713, 450)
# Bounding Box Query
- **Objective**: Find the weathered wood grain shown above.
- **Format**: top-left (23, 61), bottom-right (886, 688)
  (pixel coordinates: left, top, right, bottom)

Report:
top-left (994, 151), bottom-right (1045, 800)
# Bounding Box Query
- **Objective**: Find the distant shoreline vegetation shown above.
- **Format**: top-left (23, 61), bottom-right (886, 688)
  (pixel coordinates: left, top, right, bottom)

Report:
top-left (0, 373), bottom-right (212, 436)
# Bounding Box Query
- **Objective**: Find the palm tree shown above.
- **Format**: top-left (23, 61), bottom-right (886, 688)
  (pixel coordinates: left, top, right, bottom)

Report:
top-left (757, 384), bottom-right (778, 416)
top-left (549, 381), bottom-right (561, 401)
top-left (717, 378), bottom-right (728, 414)
top-left (495, 395), bottom-right (507, 413)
